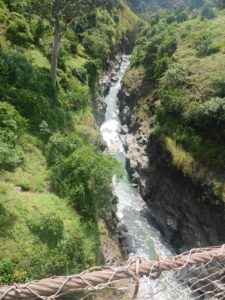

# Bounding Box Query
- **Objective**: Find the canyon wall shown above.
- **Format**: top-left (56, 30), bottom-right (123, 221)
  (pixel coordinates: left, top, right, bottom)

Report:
top-left (118, 81), bottom-right (225, 253)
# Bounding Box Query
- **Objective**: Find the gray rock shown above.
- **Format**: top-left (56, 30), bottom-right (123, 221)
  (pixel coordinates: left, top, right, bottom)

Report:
top-left (15, 186), bottom-right (22, 192)
top-left (117, 70), bottom-right (225, 254)
top-left (121, 125), bottom-right (128, 134)
top-left (111, 75), bottom-right (119, 82)
top-left (94, 96), bottom-right (107, 125)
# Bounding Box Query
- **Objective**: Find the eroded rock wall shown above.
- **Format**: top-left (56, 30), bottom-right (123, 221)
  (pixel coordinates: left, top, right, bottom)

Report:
top-left (118, 81), bottom-right (225, 253)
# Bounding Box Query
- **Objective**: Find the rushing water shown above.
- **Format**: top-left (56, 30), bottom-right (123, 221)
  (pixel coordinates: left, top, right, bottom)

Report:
top-left (100, 56), bottom-right (192, 299)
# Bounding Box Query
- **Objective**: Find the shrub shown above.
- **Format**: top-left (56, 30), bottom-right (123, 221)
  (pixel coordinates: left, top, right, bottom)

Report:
top-left (194, 33), bottom-right (219, 57)
top-left (149, 13), bottom-right (160, 26)
top-left (0, 48), bottom-right (69, 132)
top-left (177, 11), bottom-right (188, 23)
top-left (212, 75), bottom-right (225, 97)
top-left (0, 259), bottom-right (13, 284)
top-left (185, 97), bottom-right (225, 128)
top-left (82, 29), bottom-right (111, 62)
top-left (132, 26), bottom-right (177, 80)
top-left (3, 0), bottom-right (31, 12)
top-left (52, 146), bottom-right (117, 220)
top-left (32, 18), bottom-right (51, 45)
top-left (158, 37), bottom-right (177, 58)
top-left (215, 0), bottom-right (225, 9)
top-left (200, 4), bottom-right (216, 20)
top-left (85, 60), bottom-right (100, 88)
top-left (153, 56), bottom-right (171, 79)
top-left (46, 132), bottom-right (83, 166)
top-left (0, 101), bottom-right (27, 134)
top-left (0, 102), bottom-right (27, 169)
top-left (64, 31), bottom-right (79, 55)
top-left (166, 14), bottom-right (177, 24)
top-left (188, 0), bottom-right (204, 9)
top-left (5, 12), bottom-right (33, 46)
top-left (28, 214), bottom-right (64, 247)
top-left (0, 48), bottom-right (33, 89)
top-left (73, 12), bottom-right (97, 34)
top-left (158, 64), bottom-right (189, 114)
top-left (164, 137), bottom-right (198, 177)
top-left (160, 63), bottom-right (188, 90)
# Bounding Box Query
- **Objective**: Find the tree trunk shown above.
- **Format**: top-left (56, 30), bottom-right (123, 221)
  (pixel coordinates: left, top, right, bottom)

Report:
top-left (50, 18), bottom-right (61, 85)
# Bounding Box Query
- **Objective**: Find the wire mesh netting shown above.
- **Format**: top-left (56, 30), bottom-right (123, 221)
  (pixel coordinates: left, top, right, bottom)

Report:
top-left (0, 245), bottom-right (225, 300)
top-left (136, 245), bottom-right (225, 300)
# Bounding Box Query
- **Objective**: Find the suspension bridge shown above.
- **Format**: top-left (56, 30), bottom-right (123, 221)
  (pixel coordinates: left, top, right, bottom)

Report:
top-left (0, 245), bottom-right (225, 300)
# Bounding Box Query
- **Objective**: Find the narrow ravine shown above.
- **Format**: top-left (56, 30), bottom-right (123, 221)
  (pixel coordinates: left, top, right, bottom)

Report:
top-left (100, 56), bottom-right (193, 299)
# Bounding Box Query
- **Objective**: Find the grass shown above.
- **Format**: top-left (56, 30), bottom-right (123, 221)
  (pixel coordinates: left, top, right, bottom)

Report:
top-left (151, 11), bottom-right (225, 184)
top-left (0, 135), bottom-right (48, 192)
top-left (119, 1), bottom-right (139, 32)
top-left (123, 65), bottom-right (147, 96)
top-left (174, 10), bottom-right (225, 88)
top-left (66, 54), bottom-right (88, 70)
top-left (74, 108), bottom-right (101, 141)
top-left (0, 0), bottom-right (140, 286)
top-left (25, 49), bottom-right (50, 68)
top-left (0, 181), bottom-right (96, 283)
top-left (210, 181), bottom-right (225, 202)
top-left (0, 134), bottom-right (99, 283)
top-left (163, 136), bottom-right (206, 179)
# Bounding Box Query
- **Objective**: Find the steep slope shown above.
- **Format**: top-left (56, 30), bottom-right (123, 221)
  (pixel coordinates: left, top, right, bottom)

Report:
top-left (119, 7), bottom-right (225, 252)
top-left (127, 0), bottom-right (184, 13)
top-left (0, 0), bottom-right (139, 284)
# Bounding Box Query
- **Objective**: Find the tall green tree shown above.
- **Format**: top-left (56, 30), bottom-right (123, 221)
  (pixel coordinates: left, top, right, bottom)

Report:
top-left (32, 0), bottom-right (118, 85)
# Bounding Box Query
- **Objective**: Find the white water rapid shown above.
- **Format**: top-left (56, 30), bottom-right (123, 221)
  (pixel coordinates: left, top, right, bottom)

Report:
top-left (100, 56), bottom-right (192, 300)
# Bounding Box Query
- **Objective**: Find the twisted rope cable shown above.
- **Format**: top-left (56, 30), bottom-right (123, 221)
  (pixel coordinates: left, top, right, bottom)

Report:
top-left (0, 246), bottom-right (225, 300)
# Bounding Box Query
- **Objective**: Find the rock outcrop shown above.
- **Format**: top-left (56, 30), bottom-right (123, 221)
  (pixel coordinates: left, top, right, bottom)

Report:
top-left (118, 80), bottom-right (225, 253)
top-left (95, 54), bottom-right (131, 266)
top-left (94, 54), bottom-right (123, 126)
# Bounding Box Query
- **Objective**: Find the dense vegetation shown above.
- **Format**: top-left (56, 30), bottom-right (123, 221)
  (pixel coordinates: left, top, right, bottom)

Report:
top-left (0, 0), bottom-right (138, 284)
top-left (127, 0), bottom-right (225, 18)
top-left (127, 0), bottom-right (184, 14)
top-left (2, 0), bottom-right (225, 287)
top-left (125, 0), bottom-right (225, 201)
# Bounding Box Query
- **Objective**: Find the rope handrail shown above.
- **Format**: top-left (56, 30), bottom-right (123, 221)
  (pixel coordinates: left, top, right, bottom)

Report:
top-left (0, 245), bottom-right (225, 300)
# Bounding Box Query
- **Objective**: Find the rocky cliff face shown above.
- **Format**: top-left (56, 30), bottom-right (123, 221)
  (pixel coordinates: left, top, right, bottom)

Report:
top-left (94, 55), bottom-right (132, 266)
top-left (93, 54), bottom-right (123, 126)
top-left (118, 80), bottom-right (225, 253)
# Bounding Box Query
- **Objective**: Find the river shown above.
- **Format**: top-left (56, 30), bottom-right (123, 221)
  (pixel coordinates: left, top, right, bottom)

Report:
top-left (100, 56), bottom-right (193, 299)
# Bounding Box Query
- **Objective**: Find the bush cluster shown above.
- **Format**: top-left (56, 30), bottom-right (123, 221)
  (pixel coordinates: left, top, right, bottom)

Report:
top-left (193, 32), bottom-right (219, 57)
top-left (0, 102), bottom-right (26, 169)
top-left (27, 214), bottom-right (64, 247)
top-left (186, 97), bottom-right (225, 129)
top-left (5, 12), bottom-right (33, 46)
top-left (159, 64), bottom-right (189, 114)
top-left (0, 0), bottom-right (136, 285)
top-left (131, 23), bottom-right (177, 81)
top-left (51, 145), bottom-right (117, 221)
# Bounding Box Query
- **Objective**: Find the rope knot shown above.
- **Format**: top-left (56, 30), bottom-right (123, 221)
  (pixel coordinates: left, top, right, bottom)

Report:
top-left (149, 252), bottom-right (162, 280)
top-left (13, 284), bottom-right (22, 295)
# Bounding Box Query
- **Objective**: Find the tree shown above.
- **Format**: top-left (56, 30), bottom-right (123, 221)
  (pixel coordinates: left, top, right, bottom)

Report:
top-left (32, 0), bottom-right (118, 85)
top-left (214, 0), bottom-right (225, 9)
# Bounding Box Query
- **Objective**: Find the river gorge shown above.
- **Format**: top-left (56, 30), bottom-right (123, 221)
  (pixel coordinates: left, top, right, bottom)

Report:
top-left (100, 56), bottom-right (195, 300)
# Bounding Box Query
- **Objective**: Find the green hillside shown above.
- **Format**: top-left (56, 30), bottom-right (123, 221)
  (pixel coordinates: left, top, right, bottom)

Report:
top-left (0, 0), bottom-right (138, 284)
top-left (125, 3), bottom-right (225, 201)
top-left (127, 0), bottom-right (184, 13)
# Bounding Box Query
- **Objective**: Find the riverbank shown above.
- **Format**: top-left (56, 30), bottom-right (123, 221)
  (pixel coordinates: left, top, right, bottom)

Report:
top-left (118, 71), bottom-right (225, 253)
top-left (99, 55), bottom-right (196, 300)
top-left (96, 55), bottom-right (132, 266)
